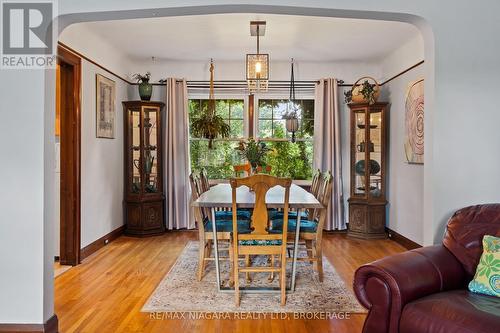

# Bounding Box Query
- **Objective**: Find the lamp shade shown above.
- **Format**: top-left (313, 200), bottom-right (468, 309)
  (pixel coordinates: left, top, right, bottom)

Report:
top-left (286, 117), bottom-right (299, 133)
top-left (246, 54), bottom-right (269, 81)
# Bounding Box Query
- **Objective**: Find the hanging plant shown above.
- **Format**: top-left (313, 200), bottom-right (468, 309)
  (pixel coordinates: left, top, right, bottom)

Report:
top-left (191, 101), bottom-right (230, 149)
top-left (190, 60), bottom-right (230, 149)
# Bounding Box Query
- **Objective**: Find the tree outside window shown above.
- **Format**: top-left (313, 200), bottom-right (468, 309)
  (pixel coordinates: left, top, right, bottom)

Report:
top-left (188, 98), bottom-right (314, 180)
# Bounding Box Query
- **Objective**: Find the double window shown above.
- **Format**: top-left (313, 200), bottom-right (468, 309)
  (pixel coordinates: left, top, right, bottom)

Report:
top-left (188, 96), bottom-right (314, 180)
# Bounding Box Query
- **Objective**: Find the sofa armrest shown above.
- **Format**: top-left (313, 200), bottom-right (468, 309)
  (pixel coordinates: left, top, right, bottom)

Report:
top-left (353, 245), bottom-right (467, 333)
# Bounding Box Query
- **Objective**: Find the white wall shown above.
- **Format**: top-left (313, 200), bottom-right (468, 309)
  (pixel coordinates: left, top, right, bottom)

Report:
top-left (80, 60), bottom-right (127, 248)
top-left (382, 66), bottom-right (425, 245)
top-left (59, 24), bottom-right (135, 80)
top-left (3, 0), bottom-right (500, 325)
top-left (379, 36), bottom-right (425, 245)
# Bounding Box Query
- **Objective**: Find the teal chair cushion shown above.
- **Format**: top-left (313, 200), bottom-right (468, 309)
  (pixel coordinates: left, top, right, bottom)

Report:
top-left (215, 210), bottom-right (251, 220)
top-left (203, 218), bottom-right (251, 233)
top-left (238, 239), bottom-right (282, 246)
top-left (269, 210), bottom-right (308, 220)
top-left (269, 219), bottom-right (318, 233)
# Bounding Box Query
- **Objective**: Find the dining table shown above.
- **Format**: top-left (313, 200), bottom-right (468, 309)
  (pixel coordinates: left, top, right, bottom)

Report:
top-left (192, 182), bottom-right (323, 293)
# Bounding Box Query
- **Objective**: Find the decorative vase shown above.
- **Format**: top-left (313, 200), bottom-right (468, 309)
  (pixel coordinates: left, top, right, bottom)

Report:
top-left (138, 82), bottom-right (153, 101)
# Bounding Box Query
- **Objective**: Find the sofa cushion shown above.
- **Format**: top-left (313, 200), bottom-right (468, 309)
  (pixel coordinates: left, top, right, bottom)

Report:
top-left (400, 290), bottom-right (500, 333)
top-left (469, 235), bottom-right (500, 297)
top-left (443, 204), bottom-right (500, 277)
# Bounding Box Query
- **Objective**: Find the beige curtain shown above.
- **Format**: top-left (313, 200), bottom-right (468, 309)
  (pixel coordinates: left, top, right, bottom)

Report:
top-left (313, 78), bottom-right (345, 230)
top-left (164, 78), bottom-right (194, 229)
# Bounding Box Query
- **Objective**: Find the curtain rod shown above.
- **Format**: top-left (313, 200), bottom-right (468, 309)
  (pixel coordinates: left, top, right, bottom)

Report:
top-left (151, 79), bottom-right (347, 86)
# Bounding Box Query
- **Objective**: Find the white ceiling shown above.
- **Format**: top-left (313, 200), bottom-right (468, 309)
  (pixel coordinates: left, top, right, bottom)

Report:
top-left (81, 14), bottom-right (420, 62)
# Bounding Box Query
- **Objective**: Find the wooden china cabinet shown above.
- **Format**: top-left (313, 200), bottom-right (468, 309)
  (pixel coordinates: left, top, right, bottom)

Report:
top-left (347, 102), bottom-right (388, 239)
top-left (123, 101), bottom-right (165, 236)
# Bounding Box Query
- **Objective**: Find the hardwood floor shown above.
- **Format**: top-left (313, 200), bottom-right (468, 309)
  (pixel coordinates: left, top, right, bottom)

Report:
top-left (55, 231), bottom-right (405, 333)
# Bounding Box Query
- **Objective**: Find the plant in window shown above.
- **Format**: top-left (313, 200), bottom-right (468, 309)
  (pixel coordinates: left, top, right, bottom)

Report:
top-left (235, 138), bottom-right (271, 171)
top-left (190, 60), bottom-right (230, 149)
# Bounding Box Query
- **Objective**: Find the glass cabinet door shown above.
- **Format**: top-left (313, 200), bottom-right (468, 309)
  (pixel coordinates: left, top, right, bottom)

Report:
top-left (130, 109), bottom-right (141, 194)
top-left (368, 109), bottom-right (383, 198)
top-left (354, 109), bottom-right (367, 196)
top-left (143, 107), bottom-right (159, 193)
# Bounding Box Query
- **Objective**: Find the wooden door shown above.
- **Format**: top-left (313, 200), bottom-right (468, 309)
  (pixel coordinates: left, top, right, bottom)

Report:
top-left (57, 46), bottom-right (81, 265)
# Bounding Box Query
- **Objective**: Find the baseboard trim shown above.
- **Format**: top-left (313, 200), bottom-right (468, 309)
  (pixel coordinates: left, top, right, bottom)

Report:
top-left (386, 228), bottom-right (422, 250)
top-left (80, 225), bottom-right (125, 260)
top-left (0, 314), bottom-right (58, 333)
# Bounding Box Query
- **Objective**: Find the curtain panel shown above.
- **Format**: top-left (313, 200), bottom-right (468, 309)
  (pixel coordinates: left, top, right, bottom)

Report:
top-left (313, 78), bottom-right (346, 230)
top-left (164, 78), bottom-right (194, 229)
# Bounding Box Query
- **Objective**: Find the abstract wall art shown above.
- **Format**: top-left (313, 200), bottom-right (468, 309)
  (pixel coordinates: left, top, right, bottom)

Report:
top-left (404, 79), bottom-right (424, 164)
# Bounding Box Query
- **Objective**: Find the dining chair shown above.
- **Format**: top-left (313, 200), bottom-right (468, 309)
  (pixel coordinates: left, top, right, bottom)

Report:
top-left (269, 169), bottom-right (321, 222)
top-left (190, 172), bottom-right (251, 281)
top-left (233, 163), bottom-right (251, 177)
top-left (270, 171), bottom-right (333, 281)
top-left (199, 168), bottom-right (211, 192)
top-left (230, 174), bottom-right (292, 306)
top-left (256, 165), bottom-right (272, 174)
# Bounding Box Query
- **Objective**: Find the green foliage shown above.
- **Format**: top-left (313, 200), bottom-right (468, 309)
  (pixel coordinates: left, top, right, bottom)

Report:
top-left (235, 138), bottom-right (271, 168)
top-left (189, 98), bottom-right (314, 180)
top-left (264, 127), bottom-right (313, 180)
top-left (132, 71), bottom-right (151, 83)
top-left (190, 101), bottom-right (231, 149)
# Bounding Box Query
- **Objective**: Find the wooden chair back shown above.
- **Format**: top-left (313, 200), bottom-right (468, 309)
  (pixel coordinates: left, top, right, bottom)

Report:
top-left (230, 174), bottom-right (292, 239)
top-left (256, 165), bottom-right (272, 174)
top-left (199, 168), bottom-right (211, 192)
top-left (314, 171), bottom-right (333, 230)
top-left (233, 163), bottom-right (251, 177)
top-left (310, 169), bottom-right (322, 198)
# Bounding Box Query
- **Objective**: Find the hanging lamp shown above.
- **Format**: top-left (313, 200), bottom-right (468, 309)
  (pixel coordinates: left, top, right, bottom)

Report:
top-left (284, 58), bottom-right (299, 142)
top-left (246, 21), bottom-right (269, 92)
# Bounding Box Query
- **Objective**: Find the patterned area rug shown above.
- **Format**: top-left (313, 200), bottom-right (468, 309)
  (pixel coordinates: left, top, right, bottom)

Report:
top-left (142, 241), bottom-right (365, 313)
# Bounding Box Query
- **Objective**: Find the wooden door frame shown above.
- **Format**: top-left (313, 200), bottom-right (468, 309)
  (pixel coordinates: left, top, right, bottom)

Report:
top-left (57, 45), bottom-right (81, 265)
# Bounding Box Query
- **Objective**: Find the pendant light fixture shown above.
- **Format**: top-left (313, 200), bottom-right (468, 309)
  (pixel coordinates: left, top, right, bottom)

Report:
top-left (284, 58), bottom-right (299, 142)
top-left (246, 21), bottom-right (269, 92)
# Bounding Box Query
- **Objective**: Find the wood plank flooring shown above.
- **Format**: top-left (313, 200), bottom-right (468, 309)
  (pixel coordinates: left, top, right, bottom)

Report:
top-left (55, 231), bottom-right (405, 333)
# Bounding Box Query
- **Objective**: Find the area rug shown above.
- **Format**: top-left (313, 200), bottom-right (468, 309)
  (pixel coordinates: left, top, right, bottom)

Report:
top-left (142, 241), bottom-right (365, 313)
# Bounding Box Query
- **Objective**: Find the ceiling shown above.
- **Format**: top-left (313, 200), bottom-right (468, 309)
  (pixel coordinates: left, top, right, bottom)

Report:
top-left (81, 14), bottom-right (420, 62)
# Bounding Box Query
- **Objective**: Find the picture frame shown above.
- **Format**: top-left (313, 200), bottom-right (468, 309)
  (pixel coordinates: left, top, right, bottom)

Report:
top-left (96, 74), bottom-right (116, 138)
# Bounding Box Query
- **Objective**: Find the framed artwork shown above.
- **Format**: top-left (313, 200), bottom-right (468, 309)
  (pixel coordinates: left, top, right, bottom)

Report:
top-left (96, 74), bottom-right (116, 138)
top-left (404, 79), bottom-right (424, 164)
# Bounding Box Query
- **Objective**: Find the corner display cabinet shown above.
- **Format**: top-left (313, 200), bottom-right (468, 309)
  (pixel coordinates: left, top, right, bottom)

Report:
top-left (123, 101), bottom-right (165, 236)
top-left (347, 102), bottom-right (388, 239)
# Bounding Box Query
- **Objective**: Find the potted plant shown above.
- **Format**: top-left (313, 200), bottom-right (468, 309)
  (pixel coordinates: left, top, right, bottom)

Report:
top-left (235, 138), bottom-right (271, 173)
top-left (190, 100), bottom-right (230, 149)
top-left (345, 76), bottom-right (380, 105)
top-left (132, 72), bottom-right (153, 101)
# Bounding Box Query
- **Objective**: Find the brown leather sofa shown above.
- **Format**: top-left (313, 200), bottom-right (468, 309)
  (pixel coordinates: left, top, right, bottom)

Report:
top-left (353, 204), bottom-right (500, 333)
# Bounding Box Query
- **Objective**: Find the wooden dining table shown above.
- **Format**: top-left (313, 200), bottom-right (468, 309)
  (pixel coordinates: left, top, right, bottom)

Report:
top-left (192, 183), bottom-right (323, 293)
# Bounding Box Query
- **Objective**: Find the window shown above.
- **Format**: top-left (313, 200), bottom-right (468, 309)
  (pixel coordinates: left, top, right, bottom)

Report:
top-left (188, 97), bottom-right (314, 180)
top-left (189, 99), bottom-right (245, 179)
top-left (257, 99), bottom-right (315, 180)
